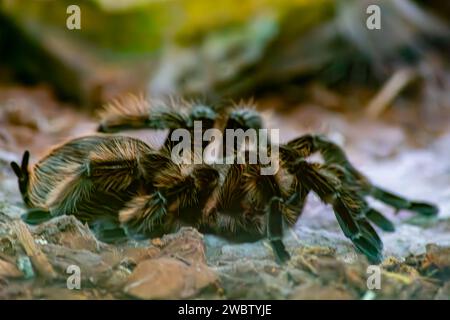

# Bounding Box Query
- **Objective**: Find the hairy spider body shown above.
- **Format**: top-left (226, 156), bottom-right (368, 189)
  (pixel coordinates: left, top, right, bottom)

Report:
top-left (11, 96), bottom-right (438, 263)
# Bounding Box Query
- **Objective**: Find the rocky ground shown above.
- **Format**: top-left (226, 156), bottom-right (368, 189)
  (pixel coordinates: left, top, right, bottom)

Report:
top-left (0, 86), bottom-right (449, 299)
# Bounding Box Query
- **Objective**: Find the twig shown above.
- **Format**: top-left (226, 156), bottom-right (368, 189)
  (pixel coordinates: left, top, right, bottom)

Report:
top-left (366, 68), bottom-right (418, 118)
top-left (12, 220), bottom-right (57, 280)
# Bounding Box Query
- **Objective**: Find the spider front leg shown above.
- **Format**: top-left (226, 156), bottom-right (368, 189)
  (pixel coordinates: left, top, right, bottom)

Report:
top-left (287, 134), bottom-right (438, 218)
top-left (370, 186), bottom-right (438, 217)
top-left (267, 197), bottom-right (291, 264)
top-left (289, 160), bottom-right (383, 263)
top-left (286, 134), bottom-right (368, 186)
top-left (313, 135), bottom-right (438, 216)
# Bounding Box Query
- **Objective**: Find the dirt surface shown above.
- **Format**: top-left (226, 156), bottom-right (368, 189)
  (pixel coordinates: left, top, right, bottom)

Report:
top-left (0, 86), bottom-right (449, 299)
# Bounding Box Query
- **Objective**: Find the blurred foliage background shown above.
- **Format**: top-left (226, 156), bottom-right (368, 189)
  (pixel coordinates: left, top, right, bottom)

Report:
top-left (0, 0), bottom-right (449, 126)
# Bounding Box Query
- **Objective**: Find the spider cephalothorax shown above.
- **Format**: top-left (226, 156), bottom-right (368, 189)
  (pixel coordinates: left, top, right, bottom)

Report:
top-left (11, 95), bottom-right (438, 263)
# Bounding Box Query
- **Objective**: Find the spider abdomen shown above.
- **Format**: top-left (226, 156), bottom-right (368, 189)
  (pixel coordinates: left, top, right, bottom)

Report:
top-left (25, 135), bottom-right (155, 223)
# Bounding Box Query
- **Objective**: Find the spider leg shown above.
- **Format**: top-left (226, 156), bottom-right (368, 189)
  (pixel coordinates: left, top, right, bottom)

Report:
top-left (290, 160), bottom-right (383, 263)
top-left (21, 208), bottom-right (52, 225)
top-left (97, 95), bottom-right (151, 133)
top-left (370, 186), bottom-right (438, 217)
top-left (240, 160), bottom-right (291, 264)
top-left (286, 162), bottom-right (396, 233)
top-left (365, 208), bottom-right (396, 232)
top-left (287, 134), bottom-right (369, 186)
top-left (90, 216), bottom-right (128, 243)
top-left (284, 178), bottom-right (309, 222)
top-left (321, 163), bottom-right (396, 232)
top-left (97, 95), bottom-right (190, 133)
top-left (287, 134), bottom-right (437, 218)
top-left (119, 192), bottom-right (167, 237)
top-left (267, 196), bottom-right (291, 264)
top-left (225, 107), bottom-right (263, 130)
top-left (283, 134), bottom-right (372, 223)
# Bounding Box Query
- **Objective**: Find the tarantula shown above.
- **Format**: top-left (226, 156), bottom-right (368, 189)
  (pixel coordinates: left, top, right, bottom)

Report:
top-left (11, 96), bottom-right (438, 264)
